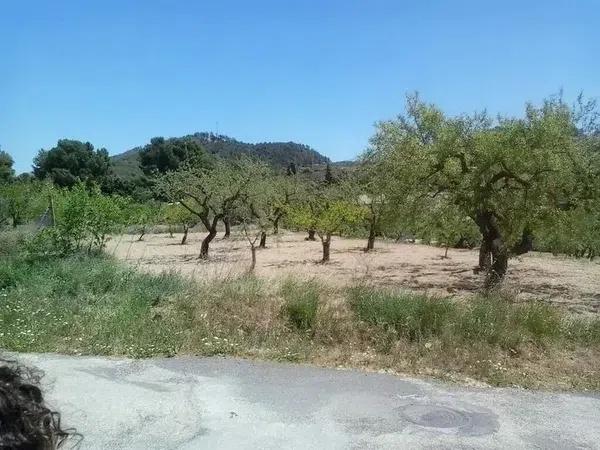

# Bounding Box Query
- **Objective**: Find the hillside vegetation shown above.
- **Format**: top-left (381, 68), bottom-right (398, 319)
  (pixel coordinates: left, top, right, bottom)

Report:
top-left (112, 132), bottom-right (331, 179)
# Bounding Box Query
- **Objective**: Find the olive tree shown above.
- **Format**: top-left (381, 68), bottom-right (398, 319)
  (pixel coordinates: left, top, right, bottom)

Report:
top-left (371, 93), bottom-right (594, 287)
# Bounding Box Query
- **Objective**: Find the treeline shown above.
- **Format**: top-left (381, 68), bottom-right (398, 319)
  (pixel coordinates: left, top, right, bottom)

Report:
top-left (3, 134), bottom-right (330, 201)
top-left (1, 93), bottom-right (599, 291)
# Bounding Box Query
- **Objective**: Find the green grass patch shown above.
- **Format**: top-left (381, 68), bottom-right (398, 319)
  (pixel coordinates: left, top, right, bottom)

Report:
top-left (1, 244), bottom-right (599, 390)
top-left (280, 279), bottom-right (320, 331)
top-left (0, 254), bottom-right (191, 357)
top-left (348, 285), bottom-right (598, 348)
top-left (348, 286), bottom-right (456, 341)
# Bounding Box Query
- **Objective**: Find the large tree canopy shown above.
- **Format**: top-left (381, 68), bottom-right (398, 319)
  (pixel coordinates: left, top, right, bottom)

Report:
top-left (139, 137), bottom-right (212, 175)
top-left (0, 150), bottom-right (15, 183)
top-left (367, 94), bottom-right (598, 287)
top-left (33, 140), bottom-right (111, 187)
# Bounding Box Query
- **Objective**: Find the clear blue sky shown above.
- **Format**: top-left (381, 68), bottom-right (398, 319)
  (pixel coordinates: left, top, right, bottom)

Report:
top-left (1, 0), bottom-right (598, 173)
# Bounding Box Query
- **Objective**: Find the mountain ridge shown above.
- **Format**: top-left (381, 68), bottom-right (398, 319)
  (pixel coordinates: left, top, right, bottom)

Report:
top-left (111, 132), bottom-right (335, 179)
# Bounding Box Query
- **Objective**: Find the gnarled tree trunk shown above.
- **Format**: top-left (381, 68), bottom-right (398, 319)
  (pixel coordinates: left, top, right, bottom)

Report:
top-left (365, 220), bottom-right (376, 251)
top-left (321, 233), bottom-right (331, 263)
top-left (477, 236), bottom-right (492, 273)
top-left (199, 216), bottom-right (221, 259)
top-left (259, 231), bottom-right (267, 248)
top-left (223, 217), bottom-right (231, 239)
top-left (181, 224), bottom-right (189, 245)
top-left (200, 227), bottom-right (217, 259)
top-left (273, 216), bottom-right (280, 235)
top-left (486, 237), bottom-right (508, 289)
top-left (512, 227), bottom-right (534, 255)
top-left (474, 211), bottom-right (508, 289)
top-left (249, 246), bottom-right (257, 272)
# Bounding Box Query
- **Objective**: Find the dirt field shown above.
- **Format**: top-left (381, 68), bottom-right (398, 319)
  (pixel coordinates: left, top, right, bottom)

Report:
top-left (107, 230), bottom-right (600, 315)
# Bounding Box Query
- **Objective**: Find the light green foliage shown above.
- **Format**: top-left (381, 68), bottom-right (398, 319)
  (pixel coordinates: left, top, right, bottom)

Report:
top-left (288, 184), bottom-right (364, 238)
top-left (126, 202), bottom-right (159, 240)
top-left (243, 168), bottom-right (298, 237)
top-left (0, 180), bottom-right (50, 228)
top-left (162, 202), bottom-right (196, 230)
top-left (27, 184), bottom-right (129, 256)
top-left (357, 145), bottom-right (416, 238)
top-left (411, 200), bottom-right (480, 252)
top-left (287, 183), bottom-right (364, 261)
top-left (161, 158), bottom-right (257, 226)
top-left (537, 203), bottom-right (600, 259)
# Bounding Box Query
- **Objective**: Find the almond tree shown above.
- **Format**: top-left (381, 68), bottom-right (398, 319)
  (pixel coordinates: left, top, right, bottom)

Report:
top-left (370, 93), bottom-right (596, 288)
top-left (160, 159), bottom-right (257, 259)
top-left (163, 202), bottom-right (196, 244)
top-left (288, 183), bottom-right (364, 263)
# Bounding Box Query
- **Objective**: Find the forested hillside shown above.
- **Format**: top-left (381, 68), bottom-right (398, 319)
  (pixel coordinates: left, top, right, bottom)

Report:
top-left (112, 132), bottom-right (331, 179)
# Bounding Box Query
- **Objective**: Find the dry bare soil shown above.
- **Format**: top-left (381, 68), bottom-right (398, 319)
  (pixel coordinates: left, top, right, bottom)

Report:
top-left (108, 231), bottom-right (600, 315)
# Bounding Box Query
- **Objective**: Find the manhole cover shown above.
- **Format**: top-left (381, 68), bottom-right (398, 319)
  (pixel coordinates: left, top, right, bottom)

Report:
top-left (402, 404), bottom-right (470, 429)
top-left (397, 401), bottom-right (499, 436)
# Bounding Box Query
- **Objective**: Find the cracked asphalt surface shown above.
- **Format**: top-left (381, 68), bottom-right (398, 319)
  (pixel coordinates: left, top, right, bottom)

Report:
top-left (14, 354), bottom-right (600, 449)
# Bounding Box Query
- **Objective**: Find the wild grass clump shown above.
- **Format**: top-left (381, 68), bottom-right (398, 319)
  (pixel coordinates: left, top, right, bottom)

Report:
top-left (0, 228), bottom-right (33, 258)
top-left (348, 286), bottom-right (456, 341)
top-left (348, 286), bottom-right (596, 349)
top-left (280, 279), bottom-right (320, 331)
top-left (0, 253), bottom-right (191, 357)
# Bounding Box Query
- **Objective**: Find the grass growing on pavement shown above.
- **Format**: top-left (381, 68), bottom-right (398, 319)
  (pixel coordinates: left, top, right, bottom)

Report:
top-left (1, 249), bottom-right (599, 390)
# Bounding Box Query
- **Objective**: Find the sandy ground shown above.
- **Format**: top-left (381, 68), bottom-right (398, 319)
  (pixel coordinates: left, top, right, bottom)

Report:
top-left (107, 230), bottom-right (600, 315)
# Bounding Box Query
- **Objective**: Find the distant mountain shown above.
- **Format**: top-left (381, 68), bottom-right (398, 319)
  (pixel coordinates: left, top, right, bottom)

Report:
top-left (111, 132), bottom-right (331, 179)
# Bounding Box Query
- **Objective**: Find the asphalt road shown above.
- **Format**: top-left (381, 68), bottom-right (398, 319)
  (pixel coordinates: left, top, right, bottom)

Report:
top-left (14, 354), bottom-right (600, 449)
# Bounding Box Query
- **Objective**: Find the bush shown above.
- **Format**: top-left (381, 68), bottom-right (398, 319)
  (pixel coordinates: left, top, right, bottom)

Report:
top-left (280, 279), bottom-right (320, 331)
top-left (23, 184), bottom-right (130, 259)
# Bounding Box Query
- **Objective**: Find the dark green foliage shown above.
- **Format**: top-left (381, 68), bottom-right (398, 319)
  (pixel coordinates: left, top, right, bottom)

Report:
top-left (0, 150), bottom-right (15, 183)
top-left (33, 140), bottom-right (111, 187)
top-left (286, 162), bottom-right (297, 175)
top-left (324, 163), bottom-right (335, 185)
top-left (281, 279), bottom-right (320, 331)
top-left (139, 137), bottom-right (213, 175)
top-left (112, 132), bottom-right (330, 179)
